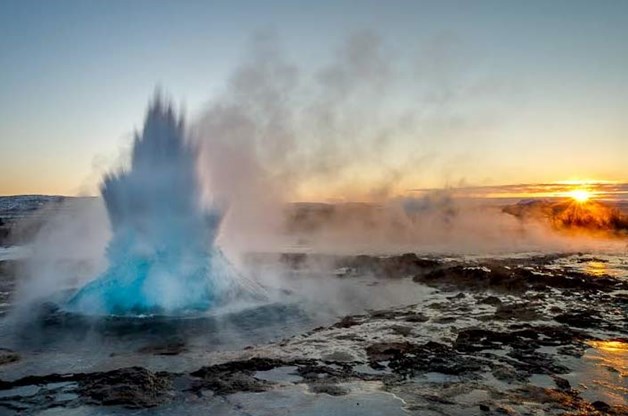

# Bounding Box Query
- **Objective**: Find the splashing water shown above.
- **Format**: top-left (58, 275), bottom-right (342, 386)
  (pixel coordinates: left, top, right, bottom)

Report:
top-left (67, 98), bottom-right (261, 315)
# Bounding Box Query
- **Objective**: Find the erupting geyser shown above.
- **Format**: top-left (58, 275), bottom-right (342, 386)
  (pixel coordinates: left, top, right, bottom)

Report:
top-left (67, 97), bottom-right (262, 315)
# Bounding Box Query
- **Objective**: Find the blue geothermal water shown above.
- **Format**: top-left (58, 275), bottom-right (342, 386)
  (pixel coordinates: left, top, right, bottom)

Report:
top-left (67, 98), bottom-right (259, 315)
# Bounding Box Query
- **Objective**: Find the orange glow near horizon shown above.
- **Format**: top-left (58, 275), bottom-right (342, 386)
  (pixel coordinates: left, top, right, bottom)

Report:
top-left (567, 188), bottom-right (592, 203)
top-left (407, 179), bottom-right (625, 204)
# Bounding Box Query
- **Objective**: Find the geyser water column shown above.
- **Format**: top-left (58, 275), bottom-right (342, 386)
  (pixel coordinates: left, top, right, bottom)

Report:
top-left (67, 98), bottom-right (261, 315)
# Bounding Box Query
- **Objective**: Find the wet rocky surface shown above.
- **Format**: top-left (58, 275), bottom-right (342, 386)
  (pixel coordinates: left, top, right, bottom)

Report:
top-left (0, 252), bottom-right (627, 415)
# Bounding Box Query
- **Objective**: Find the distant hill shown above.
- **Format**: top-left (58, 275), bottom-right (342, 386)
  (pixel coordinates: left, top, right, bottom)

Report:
top-left (0, 195), bottom-right (96, 246)
top-left (0, 195), bottom-right (67, 220)
top-left (503, 199), bottom-right (628, 237)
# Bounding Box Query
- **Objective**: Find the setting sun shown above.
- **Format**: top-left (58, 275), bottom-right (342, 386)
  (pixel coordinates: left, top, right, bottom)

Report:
top-left (567, 189), bottom-right (592, 203)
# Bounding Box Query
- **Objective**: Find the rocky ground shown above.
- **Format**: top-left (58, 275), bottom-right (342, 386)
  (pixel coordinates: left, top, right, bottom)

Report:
top-left (0, 252), bottom-right (626, 415)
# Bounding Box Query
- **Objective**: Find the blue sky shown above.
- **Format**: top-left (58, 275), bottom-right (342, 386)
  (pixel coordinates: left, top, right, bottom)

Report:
top-left (1, 0), bottom-right (627, 196)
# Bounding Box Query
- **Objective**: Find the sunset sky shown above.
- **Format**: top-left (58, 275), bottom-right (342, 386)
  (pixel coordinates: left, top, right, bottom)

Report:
top-left (1, 0), bottom-right (627, 197)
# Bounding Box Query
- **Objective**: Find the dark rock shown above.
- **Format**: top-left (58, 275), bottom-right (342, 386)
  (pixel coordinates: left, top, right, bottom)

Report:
top-left (554, 310), bottom-right (605, 328)
top-left (309, 383), bottom-right (349, 396)
top-left (296, 363), bottom-right (360, 384)
top-left (494, 303), bottom-right (542, 321)
top-left (0, 374), bottom-right (81, 392)
top-left (432, 316), bottom-right (457, 324)
top-left (79, 367), bottom-right (172, 408)
top-left (479, 296), bottom-right (502, 306)
top-left (194, 371), bottom-right (271, 395)
top-left (403, 312), bottom-right (429, 323)
top-left (366, 342), bottom-right (414, 363)
top-left (448, 292), bottom-right (466, 300)
top-left (367, 341), bottom-right (483, 377)
top-left (0, 349), bottom-right (19, 366)
top-left (370, 309), bottom-right (399, 319)
top-left (413, 261), bottom-right (627, 294)
top-left (335, 333), bottom-right (363, 341)
top-left (555, 344), bottom-right (585, 358)
top-left (426, 302), bottom-right (448, 310)
top-left (551, 376), bottom-right (571, 390)
top-left (479, 404), bottom-right (490, 411)
top-left (491, 365), bottom-right (526, 382)
top-left (455, 328), bottom-right (529, 352)
top-left (455, 326), bottom-right (588, 354)
top-left (371, 307), bottom-right (437, 323)
top-left (339, 253), bottom-right (440, 279)
top-left (575, 257), bottom-right (608, 264)
top-left (333, 315), bottom-right (364, 329)
top-left (390, 325), bottom-right (413, 336)
top-left (190, 358), bottom-right (311, 395)
top-left (414, 265), bottom-right (530, 293)
top-left (507, 349), bottom-right (570, 375)
top-left (381, 253), bottom-right (441, 276)
top-left (591, 400), bottom-right (611, 412)
top-left (455, 325), bottom-right (589, 377)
